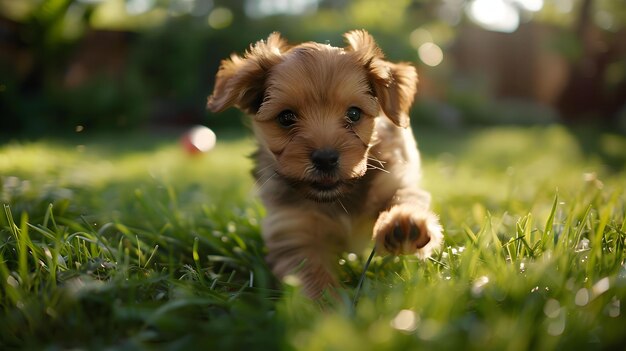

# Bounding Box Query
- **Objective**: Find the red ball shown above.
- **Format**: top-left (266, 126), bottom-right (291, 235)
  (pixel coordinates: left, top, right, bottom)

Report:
top-left (181, 126), bottom-right (216, 155)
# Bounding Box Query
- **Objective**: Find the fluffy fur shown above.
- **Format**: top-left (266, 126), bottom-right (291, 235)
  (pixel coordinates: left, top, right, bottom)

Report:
top-left (207, 30), bottom-right (443, 298)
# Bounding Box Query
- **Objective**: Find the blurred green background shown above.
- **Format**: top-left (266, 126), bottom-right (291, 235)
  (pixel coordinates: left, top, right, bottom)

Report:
top-left (1, 3), bottom-right (626, 349)
top-left (1, 0), bottom-right (625, 136)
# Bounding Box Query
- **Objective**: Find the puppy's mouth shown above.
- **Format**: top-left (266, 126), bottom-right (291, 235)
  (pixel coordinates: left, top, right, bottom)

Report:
top-left (309, 177), bottom-right (341, 191)
top-left (307, 179), bottom-right (346, 202)
top-left (278, 173), bottom-right (356, 203)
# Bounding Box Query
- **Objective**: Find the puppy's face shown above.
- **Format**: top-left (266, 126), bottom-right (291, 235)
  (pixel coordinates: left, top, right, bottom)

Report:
top-left (253, 46), bottom-right (380, 201)
top-left (208, 31), bottom-right (418, 202)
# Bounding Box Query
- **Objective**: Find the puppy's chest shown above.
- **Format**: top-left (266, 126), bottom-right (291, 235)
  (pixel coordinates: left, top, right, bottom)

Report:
top-left (345, 214), bottom-right (377, 253)
top-left (340, 172), bottom-right (397, 248)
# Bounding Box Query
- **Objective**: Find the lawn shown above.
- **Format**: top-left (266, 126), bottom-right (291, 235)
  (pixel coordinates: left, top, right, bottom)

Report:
top-left (1, 125), bottom-right (625, 350)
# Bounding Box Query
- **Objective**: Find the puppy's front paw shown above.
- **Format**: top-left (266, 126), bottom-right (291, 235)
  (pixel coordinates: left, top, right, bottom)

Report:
top-left (374, 205), bottom-right (443, 258)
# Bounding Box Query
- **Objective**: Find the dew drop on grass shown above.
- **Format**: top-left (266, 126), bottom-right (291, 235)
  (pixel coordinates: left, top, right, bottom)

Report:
top-left (347, 253), bottom-right (358, 262)
top-left (577, 238), bottom-right (590, 251)
top-left (544, 299), bottom-right (561, 318)
top-left (575, 288), bottom-right (589, 306)
top-left (471, 276), bottom-right (489, 296)
top-left (338, 259), bottom-right (346, 266)
top-left (607, 297), bottom-right (620, 318)
top-left (283, 274), bottom-right (301, 287)
top-left (547, 317), bottom-right (565, 336)
top-left (390, 309), bottom-right (419, 332)
top-left (592, 277), bottom-right (610, 297)
top-left (6, 275), bottom-right (19, 288)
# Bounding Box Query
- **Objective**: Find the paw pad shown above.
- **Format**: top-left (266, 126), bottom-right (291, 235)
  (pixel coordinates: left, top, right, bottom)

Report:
top-left (374, 204), bottom-right (443, 257)
top-left (381, 217), bottom-right (430, 255)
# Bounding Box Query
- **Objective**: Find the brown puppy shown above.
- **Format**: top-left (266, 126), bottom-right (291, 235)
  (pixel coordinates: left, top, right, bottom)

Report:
top-left (207, 30), bottom-right (443, 298)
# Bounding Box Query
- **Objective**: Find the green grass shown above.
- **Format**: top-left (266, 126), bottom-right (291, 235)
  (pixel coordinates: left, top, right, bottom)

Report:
top-left (1, 125), bottom-right (625, 350)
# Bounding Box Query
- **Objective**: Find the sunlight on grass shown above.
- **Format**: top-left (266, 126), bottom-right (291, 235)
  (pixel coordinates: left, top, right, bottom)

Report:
top-left (0, 135), bottom-right (255, 188)
top-left (1, 125), bottom-right (625, 349)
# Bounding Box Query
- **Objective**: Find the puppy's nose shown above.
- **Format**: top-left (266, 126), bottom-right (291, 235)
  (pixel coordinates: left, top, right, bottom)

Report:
top-left (311, 148), bottom-right (339, 172)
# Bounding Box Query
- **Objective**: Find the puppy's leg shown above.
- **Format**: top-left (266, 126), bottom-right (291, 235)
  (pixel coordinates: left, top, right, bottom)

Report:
top-left (262, 207), bottom-right (345, 298)
top-left (373, 188), bottom-right (443, 259)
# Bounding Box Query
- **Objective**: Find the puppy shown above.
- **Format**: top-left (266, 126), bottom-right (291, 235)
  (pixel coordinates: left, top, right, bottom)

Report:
top-left (207, 30), bottom-right (443, 298)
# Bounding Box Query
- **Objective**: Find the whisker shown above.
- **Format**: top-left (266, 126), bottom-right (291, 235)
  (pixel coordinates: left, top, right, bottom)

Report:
top-left (367, 164), bottom-right (390, 174)
top-left (366, 154), bottom-right (390, 173)
top-left (336, 198), bottom-right (349, 215)
top-left (256, 172), bottom-right (278, 192)
top-left (256, 164), bottom-right (274, 173)
top-left (252, 165), bottom-right (275, 187)
top-left (351, 128), bottom-right (367, 145)
top-left (367, 156), bottom-right (386, 169)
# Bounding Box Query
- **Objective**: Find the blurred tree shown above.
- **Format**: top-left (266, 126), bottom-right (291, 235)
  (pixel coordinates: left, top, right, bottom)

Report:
top-left (1, 0), bottom-right (624, 134)
top-left (556, 0), bottom-right (626, 122)
top-left (1, 0), bottom-right (97, 132)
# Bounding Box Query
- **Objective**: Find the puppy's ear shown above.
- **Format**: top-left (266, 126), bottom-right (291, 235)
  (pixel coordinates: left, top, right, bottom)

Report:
top-left (207, 33), bottom-right (288, 114)
top-left (344, 30), bottom-right (418, 128)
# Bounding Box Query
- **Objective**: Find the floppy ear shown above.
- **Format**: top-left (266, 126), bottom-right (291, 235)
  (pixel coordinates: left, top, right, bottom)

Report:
top-left (344, 30), bottom-right (418, 128)
top-left (207, 33), bottom-right (289, 114)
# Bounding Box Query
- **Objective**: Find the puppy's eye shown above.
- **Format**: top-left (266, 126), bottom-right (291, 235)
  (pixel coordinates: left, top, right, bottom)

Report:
top-left (346, 107), bottom-right (362, 123)
top-left (277, 110), bottom-right (297, 128)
